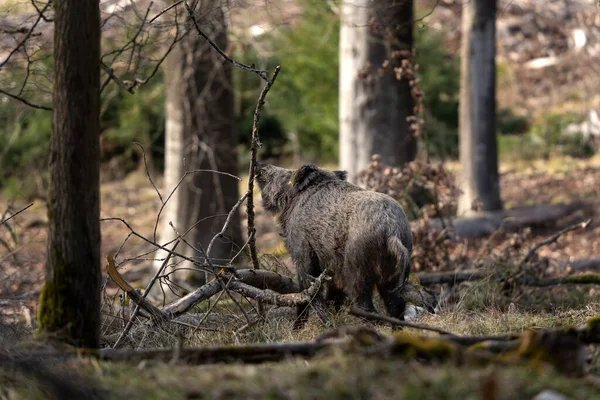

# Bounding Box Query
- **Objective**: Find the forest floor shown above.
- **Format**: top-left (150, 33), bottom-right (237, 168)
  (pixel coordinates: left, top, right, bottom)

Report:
top-left (2, 155), bottom-right (600, 399)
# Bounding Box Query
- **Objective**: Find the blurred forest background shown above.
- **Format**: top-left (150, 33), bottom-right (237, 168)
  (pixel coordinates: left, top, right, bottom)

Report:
top-left (2, 0), bottom-right (600, 399)
top-left (4, 0), bottom-right (599, 199)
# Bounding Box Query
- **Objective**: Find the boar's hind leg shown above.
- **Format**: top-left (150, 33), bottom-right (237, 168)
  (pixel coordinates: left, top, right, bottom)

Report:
top-left (326, 285), bottom-right (347, 312)
top-left (377, 280), bottom-right (407, 320)
top-left (343, 247), bottom-right (376, 313)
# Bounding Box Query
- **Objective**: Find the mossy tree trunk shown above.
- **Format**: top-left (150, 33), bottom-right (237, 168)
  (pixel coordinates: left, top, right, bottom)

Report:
top-left (153, 1), bottom-right (242, 289)
top-left (38, 0), bottom-right (101, 348)
top-left (339, 0), bottom-right (417, 182)
top-left (457, 0), bottom-right (502, 215)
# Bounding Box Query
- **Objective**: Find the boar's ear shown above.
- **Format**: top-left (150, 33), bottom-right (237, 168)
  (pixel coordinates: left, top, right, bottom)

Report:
top-left (333, 170), bottom-right (348, 181)
top-left (290, 164), bottom-right (320, 191)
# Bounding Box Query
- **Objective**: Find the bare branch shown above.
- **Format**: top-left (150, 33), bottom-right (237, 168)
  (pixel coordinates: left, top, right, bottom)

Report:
top-left (30, 0), bottom-right (53, 22)
top-left (246, 66), bottom-right (282, 272)
top-left (152, 168), bottom-right (240, 242)
top-left (149, 0), bottom-right (184, 24)
top-left (100, 62), bottom-right (135, 94)
top-left (133, 142), bottom-right (163, 203)
top-left (0, 0), bottom-right (51, 70)
top-left (0, 203), bottom-right (34, 227)
top-left (0, 88), bottom-right (52, 111)
top-left (520, 219), bottom-right (592, 266)
top-left (206, 191), bottom-right (249, 258)
top-left (182, 0), bottom-right (270, 82)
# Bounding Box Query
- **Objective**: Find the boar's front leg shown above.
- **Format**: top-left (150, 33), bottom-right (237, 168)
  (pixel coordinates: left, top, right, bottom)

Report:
top-left (288, 240), bottom-right (321, 330)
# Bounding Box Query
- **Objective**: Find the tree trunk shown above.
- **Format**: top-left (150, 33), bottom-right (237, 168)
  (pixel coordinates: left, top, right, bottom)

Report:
top-left (339, 0), bottom-right (417, 183)
top-left (457, 0), bottom-right (502, 215)
top-left (154, 1), bottom-right (242, 289)
top-left (38, 0), bottom-right (101, 348)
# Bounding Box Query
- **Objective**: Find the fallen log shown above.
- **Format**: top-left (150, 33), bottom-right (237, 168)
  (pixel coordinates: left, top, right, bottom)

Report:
top-left (419, 202), bottom-right (583, 239)
top-left (416, 269), bottom-right (485, 285)
top-left (5, 314), bottom-right (599, 377)
top-left (416, 269), bottom-right (600, 287)
top-left (99, 341), bottom-right (328, 365)
top-left (565, 257), bottom-right (600, 272)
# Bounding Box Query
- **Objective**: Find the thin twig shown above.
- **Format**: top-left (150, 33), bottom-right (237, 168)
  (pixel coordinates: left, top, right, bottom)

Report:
top-left (182, 0), bottom-right (269, 82)
top-left (152, 168), bottom-right (240, 242)
top-left (192, 275), bottom-right (233, 334)
top-left (101, 217), bottom-right (209, 270)
top-left (0, 1), bottom-right (51, 70)
top-left (149, 0), bottom-right (184, 23)
top-left (206, 191), bottom-right (249, 258)
top-left (133, 142), bottom-right (163, 203)
top-left (0, 203), bottom-right (34, 227)
top-left (100, 63), bottom-right (135, 94)
top-left (349, 306), bottom-right (453, 335)
top-left (30, 0), bottom-right (53, 22)
top-left (169, 223), bottom-right (253, 326)
top-left (113, 240), bottom-right (181, 348)
top-left (520, 219), bottom-right (592, 266)
top-left (0, 88), bottom-right (51, 111)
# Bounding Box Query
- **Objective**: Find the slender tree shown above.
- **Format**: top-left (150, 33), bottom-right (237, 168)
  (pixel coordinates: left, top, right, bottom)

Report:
top-left (457, 0), bottom-right (502, 215)
top-left (37, 0), bottom-right (102, 348)
top-left (154, 1), bottom-right (242, 287)
top-left (339, 0), bottom-right (417, 182)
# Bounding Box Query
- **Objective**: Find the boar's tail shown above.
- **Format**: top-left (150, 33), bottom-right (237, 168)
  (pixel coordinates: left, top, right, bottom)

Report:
top-left (386, 236), bottom-right (411, 293)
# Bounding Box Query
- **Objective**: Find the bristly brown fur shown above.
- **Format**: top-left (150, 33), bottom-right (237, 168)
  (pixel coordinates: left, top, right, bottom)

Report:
top-left (255, 162), bottom-right (413, 329)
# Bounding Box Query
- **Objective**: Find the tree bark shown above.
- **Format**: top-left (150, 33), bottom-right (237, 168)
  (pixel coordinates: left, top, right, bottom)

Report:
top-left (457, 0), bottom-right (502, 215)
top-left (339, 0), bottom-right (417, 183)
top-left (154, 1), bottom-right (243, 287)
top-left (38, 0), bottom-right (101, 348)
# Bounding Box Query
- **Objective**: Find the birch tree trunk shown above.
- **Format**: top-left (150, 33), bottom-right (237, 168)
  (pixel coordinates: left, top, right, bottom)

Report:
top-left (339, 0), bottom-right (417, 183)
top-left (154, 1), bottom-right (242, 289)
top-left (457, 0), bottom-right (502, 215)
top-left (38, 0), bottom-right (101, 348)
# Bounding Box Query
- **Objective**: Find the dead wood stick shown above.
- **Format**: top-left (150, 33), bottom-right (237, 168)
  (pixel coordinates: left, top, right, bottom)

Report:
top-left (228, 282), bottom-right (313, 307)
top-left (162, 279), bottom-right (222, 317)
top-left (227, 269), bottom-right (331, 308)
top-left (162, 269), bottom-right (299, 317)
top-left (106, 256), bottom-right (168, 323)
top-left (520, 218), bottom-right (592, 266)
top-left (349, 307), bottom-right (522, 346)
top-left (349, 306), bottom-right (453, 335)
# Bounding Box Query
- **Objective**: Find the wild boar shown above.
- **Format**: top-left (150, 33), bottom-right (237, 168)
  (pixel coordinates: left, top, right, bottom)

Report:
top-left (255, 162), bottom-right (413, 327)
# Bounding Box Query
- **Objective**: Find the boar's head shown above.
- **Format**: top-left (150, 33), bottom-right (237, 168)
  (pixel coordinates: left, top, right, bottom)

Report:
top-left (255, 162), bottom-right (347, 214)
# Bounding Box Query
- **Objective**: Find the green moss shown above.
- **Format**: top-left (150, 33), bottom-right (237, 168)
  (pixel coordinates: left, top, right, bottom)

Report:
top-left (37, 247), bottom-right (69, 336)
top-left (391, 333), bottom-right (457, 360)
top-left (37, 245), bottom-right (100, 349)
top-left (408, 273), bottom-right (421, 284)
top-left (585, 314), bottom-right (600, 341)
